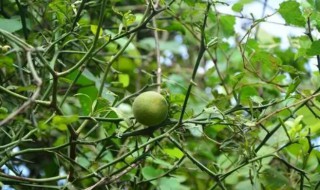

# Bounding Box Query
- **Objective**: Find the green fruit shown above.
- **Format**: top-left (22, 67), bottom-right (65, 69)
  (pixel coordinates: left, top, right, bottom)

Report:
top-left (132, 91), bottom-right (168, 126)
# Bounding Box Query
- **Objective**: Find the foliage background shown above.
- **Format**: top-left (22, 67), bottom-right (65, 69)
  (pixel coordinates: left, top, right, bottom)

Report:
top-left (1, 0), bottom-right (320, 189)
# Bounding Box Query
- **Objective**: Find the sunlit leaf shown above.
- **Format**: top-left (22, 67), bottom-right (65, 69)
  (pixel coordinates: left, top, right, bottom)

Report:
top-left (279, 1), bottom-right (306, 27)
top-left (163, 147), bottom-right (184, 159)
top-left (306, 40), bottom-right (320, 56)
top-left (118, 73), bottom-right (130, 88)
top-left (90, 25), bottom-right (103, 37)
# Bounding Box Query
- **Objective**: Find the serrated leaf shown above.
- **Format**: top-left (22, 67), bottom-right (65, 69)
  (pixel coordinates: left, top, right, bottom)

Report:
top-left (278, 1), bottom-right (306, 27)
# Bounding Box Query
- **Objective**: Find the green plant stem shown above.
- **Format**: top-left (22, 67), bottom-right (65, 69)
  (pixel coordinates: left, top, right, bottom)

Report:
top-left (81, 124), bottom-right (178, 180)
top-left (0, 85), bottom-right (50, 106)
top-left (137, 155), bottom-right (186, 184)
top-left (57, 0), bottom-right (106, 77)
top-left (168, 136), bottom-right (217, 177)
top-left (255, 87), bottom-right (320, 152)
top-left (0, 128), bottom-right (37, 150)
top-left (0, 29), bottom-right (33, 50)
top-left (0, 172), bottom-right (66, 183)
top-left (178, 3), bottom-right (210, 124)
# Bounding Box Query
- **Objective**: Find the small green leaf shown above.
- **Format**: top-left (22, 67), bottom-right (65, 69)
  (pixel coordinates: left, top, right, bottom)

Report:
top-left (0, 107), bottom-right (8, 114)
top-left (260, 168), bottom-right (290, 189)
top-left (141, 166), bottom-right (163, 180)
top-left (163, 21), bottom-right (186, 35)
top-left (185, 123), bottom-right (203, 137)
top-left (240, 86), bottom-right (259, 105)
top-left (220, 15), bottom-right (235, 37)
top-left (306, 40), bottom-right (320, 56)
top-left (158, 177), bottom-right (185, 190)
top-left (76, 86), bottom-right (98, 115)
top-left (163, 147), bottom-right (184, 159)
top-left (110, 107), bottom-right (131, 127)
top-left (52, 115), bottom-right (78, 124)
top-left (118, 74), bottom-right (130, 88)
top-left (250, 96), bottom-right (264, 105)
top-left (52, 115), bottom-right (78, 131)
top-left (232, 3), bottom-right (243, 12)
top-left (278, 1), bottom-right (306, 27)
top-left (90, 25), bottom-right (103, 37)
top-left (280, 65), bottom-right (305, 75)
top-left (0, 55), bottom-right (14, 74)
top-left (123, 11), bottom-right (136, 26)
top-left (285, 77), bottom-right (301, 99)
top-left (114, 57), bottom-right (135, 73)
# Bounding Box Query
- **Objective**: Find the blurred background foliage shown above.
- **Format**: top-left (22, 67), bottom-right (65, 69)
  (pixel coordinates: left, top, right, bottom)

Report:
top-left (1, 0), bottom-right (320, 189)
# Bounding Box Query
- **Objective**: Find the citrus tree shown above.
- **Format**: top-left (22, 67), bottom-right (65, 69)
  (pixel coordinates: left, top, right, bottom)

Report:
top-left (1, 0), bottom-right (320, 189)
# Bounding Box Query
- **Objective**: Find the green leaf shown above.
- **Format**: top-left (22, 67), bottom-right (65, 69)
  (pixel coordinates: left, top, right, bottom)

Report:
top-left (76, 86), bottom-right (98, 115)
top-left (296, 106), bottom-right (320, 134)
top-left (278, 1), bottom-right (306, 27)
top-left (280, 65), bottom-right (305, 74)
top-left (158, 177), bottom-right (186, 190)
top-left (0, 18), bottom-right (22, 32)
top-left (163, 147), bottom-right (184, 159)
top-left (285, 115), bottom-right (304, 139)
top-left (123, 11), bottom-right (136, 26)
top-left (49, 0), bottom-right (72, 25)
top-left (141, 166), bottom-right (163, 180)
top-left (110, 107), bottom-right (132, 127)
top-left (118, 73), bottom-right (130, 88)
top-left (94, 97), bottom-right (111, 114)
top-left (52, 115), bottom-right (78, 124)
top-left (114, 57), bottom-right (135, 73)
top-left (239, 86), bottom-right (259, 105)
top-left (232, 3), bottom-right (244, 12)
top-left (250, 95), bottom-right (264, 105)
top-left (220, 15), bottom-right (235, 37)
top-left (0, 55), bottom-right (14, 74)
top-left (285, 77), bottom-right (301, 99)
top-left (163, 21), bottom-right (186, 35)
top-left (306, 40), bottom-right (320, 56)
top-left (52, 115), bottom-right (78, 131)
top-left (260, 168), bottom-right (290, 189)
top-left (185, 123), bottom-right (203, 137)
top-left (90, 25), bottom-right (103, 37)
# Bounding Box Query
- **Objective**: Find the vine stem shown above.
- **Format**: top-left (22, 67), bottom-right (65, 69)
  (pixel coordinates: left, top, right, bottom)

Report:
top-left (0, 51), bottom-right (42, 126)
top-left (178, 2), bottom-right (211, 124)
top-left (152, 0), bottom-right (162, 92)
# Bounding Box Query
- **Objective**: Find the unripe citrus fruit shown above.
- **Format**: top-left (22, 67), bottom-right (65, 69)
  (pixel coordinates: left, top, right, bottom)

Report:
top-left (132, 91), bottom-right (168, 126)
